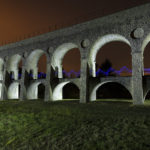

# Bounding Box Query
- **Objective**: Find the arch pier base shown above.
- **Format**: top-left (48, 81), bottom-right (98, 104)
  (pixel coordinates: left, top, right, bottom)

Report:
top-left (20, 84), bottom-right (26, 101)
top-left (44, 60), bottom-right (51, 101)
top-left (132, 52), bottom-right (144, 105)
top-left (44, 83), bottom-right (51, 101)
top-left (80, 59), bottom-right (89, 103)
top-left (1, 66), bottom-right (6, 100)
top-left (20, 59), bottom-right (26, 101)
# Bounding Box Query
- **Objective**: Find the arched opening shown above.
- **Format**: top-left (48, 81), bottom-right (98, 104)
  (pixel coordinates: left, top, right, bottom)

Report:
top-left (25, 50), bottom-right (47, 79)
top-left (27, 82), bottom-right (45, 100)
top-left (38, 54), bottom-right (47, 79)
top-left (90, 82), bottom-right (132, 102)
top-left (143, 42), bottom-right (150, 76)
top-left (38, 84), bottom-right (45, 99)
top-left (6, 54), bottom-right (22, 80)
top-left (52, 81), bottom-right (80, 101)
top-left (97, 82), bottom-right (132, 99)
top-left (7, 82), bottom-right (21, 99)
top-left (88, 34), bottom-right (131, 77)
top-left (52, 43), bottom-right (80, 78)
top-left (18, 59), bottom-right (22, 79)
top-left (62, 48), bottom-right (80, 78)
top-left (63, 83), bottom-right (80, 99)
top-left (96, 42), bottom-right (132, 77)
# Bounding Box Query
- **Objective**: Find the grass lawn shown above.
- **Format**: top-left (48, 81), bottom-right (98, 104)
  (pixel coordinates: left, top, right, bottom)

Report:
top-left (0, 99), bottom-right (150, 150)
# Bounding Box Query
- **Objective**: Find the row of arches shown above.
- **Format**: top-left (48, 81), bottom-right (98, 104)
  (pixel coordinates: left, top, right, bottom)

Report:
top-left (0, 33), bottom-right (150, 80)
top-left (2, 81), bottom-right (150, 101)
top-left (0, 42), bottom-right (132, 80)
top-left (0, 51), bottom-right (47, 80)
top-left (5, 50), bottom-right (47, 80)
top-left (5, 82), bottom-right (45, 100)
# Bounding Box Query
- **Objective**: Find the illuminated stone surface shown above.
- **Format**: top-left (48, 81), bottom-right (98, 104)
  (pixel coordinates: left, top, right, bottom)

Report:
top-left (133, 28), bottom-right (144, 39)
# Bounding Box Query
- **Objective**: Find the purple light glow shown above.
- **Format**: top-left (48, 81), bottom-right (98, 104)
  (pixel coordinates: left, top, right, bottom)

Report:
top-left (10, 67), bottom-right (150, 79)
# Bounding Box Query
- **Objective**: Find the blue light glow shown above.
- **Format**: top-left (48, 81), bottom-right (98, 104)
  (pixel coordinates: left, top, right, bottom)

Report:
top-left (10, 67), bottom-right (150, 79)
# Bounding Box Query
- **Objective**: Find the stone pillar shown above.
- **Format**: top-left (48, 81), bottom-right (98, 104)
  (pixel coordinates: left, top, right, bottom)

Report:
top-left (1, 63), bottom-right (7, 100)
top-left (0, 68), bottom-right (3, 100)
top-left (20, 58), bottom-right (26, 101)
top-left (80, 57), bottom-right (89, 103)
top-left (44, 57), bottom-right (51, 101)
top-left (132, 52), bottom-right (144, 104)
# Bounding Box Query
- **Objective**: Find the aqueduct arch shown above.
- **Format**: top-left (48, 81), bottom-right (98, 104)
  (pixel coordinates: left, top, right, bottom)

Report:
top-left (52, 81), bottom-right (80, 101)
top-left (88, 34), bottom-right (131, 77)
top-left (62, 48), bottom-right (81, 78)
top-left (25, 49), bottom-right (46, 79)
top-left (90, 81), bottom-right (132, 101)
top-left (6, 54), bottom-right (22, 80)
top-left (51, 43), bottom-right (79, 78)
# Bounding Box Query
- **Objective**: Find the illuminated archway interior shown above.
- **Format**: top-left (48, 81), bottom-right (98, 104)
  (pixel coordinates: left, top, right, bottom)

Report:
top-left (90, 82), bottom-right (132, 101)
top-left (51, 43), bottom-right (79, 78)
top-left (52, 82), bottom-right (80, 100)
top-left (7, 82), bottom-right (20, 99)
top-left (27, 82), bottom-right (45, 99)
top-left (63, 83), bottom-right (80, 99)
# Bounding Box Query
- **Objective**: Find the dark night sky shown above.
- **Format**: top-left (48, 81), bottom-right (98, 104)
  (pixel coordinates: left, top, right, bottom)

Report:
top-left (0, 0), bottom-right (150, 41)
top-left (1, 0), bottom-right (150, 73)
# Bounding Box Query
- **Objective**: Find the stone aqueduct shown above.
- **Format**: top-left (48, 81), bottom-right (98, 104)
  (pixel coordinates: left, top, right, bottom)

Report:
top-left (0, 3), bottom-right (150, 104)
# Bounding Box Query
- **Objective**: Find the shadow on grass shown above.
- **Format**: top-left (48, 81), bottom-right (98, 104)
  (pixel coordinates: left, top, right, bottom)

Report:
top-left (95, 99), bottom-right (132, 105)
top-left (2, 99), bottom-right (150, 109)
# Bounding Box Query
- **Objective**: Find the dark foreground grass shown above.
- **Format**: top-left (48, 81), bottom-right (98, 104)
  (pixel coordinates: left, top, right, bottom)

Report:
top-left (0, 100), bottom-right (150, 150)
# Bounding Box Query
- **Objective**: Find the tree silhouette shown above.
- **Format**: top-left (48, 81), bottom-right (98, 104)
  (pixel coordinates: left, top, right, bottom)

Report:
top-left (97, 59), bottom-right (116, 77)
